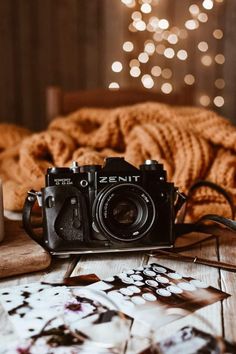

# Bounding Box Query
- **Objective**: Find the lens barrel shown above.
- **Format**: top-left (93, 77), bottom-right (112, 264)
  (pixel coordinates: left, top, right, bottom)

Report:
top-left (92, 183), bottom-right (156, 242)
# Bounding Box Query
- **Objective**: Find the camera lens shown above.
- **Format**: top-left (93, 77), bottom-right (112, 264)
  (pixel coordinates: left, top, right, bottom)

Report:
top-left (112, 198), bottom-right (138, 225)
top-left (93, 183), bottom-right (156, 242)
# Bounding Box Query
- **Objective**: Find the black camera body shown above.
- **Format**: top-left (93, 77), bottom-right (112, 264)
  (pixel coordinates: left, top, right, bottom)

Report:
top-left (37, 158), bottom-right (177, 255)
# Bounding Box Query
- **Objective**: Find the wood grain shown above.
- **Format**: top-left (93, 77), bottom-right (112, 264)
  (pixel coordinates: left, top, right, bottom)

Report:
top-left (71, 252), bottom-right (147, 279)
top-left (0, 219), bottom-right (51, 278)
top-left (0, 231), bottom-right (235, 351)
top-left (219, 234), bottom-right (236, 342)
top-left (147, 233), bottom-right (223, 340)
top-left (71, 232), bottom-right (225, 341)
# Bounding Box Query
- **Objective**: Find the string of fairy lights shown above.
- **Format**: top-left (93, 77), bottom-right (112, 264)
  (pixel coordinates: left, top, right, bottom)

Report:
top-left (109, 0), bottom-right (225, 109)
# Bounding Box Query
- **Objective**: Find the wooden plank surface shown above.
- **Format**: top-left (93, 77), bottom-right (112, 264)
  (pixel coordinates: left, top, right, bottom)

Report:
top-left (0, 232), bottom-right (235, 352)
top-left (71, 232), bottom-right (225, 341)
top-left (219, 234), bottom-right (236, 342)
top-left (0, 219), bottom-right (51, 279)
top-left (147, 233), bottom-right (223, 340)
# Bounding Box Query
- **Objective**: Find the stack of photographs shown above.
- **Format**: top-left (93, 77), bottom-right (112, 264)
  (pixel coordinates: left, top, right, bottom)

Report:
top-left (0, 262), bottom-right (230, 353)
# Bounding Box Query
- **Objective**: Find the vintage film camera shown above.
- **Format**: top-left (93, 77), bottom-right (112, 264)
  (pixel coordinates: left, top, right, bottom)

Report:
top-left (23, 157), bottom-right (181, 256)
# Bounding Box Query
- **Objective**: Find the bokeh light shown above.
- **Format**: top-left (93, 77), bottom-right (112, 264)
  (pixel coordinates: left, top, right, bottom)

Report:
top-left (142, 74), bottom-right (154, 89)
top-left (161, 83), bottom-right (173, 94)
top-left (214, 96), bottom-right (224, 107)
top-left (177, 50), bottom-right (188, 60)
top-left (111, 61), bottom-right (123, 72)
top-left (213, 29), bottom-right (223, 39)
top-left (138, 52), bottom-right (149, 63)
top-left (141, 3), bottom-right (152, 13)
top-left (215, 78), bottom-right (225, 89)
top-left (198, 41), bottom-right (208, 52)
top-left (151, 66), bottom-right (162, 77)
top-left (123, 41), bottom-right (134, 52)
top-left (164, 47), bottom-right (175, 58)
top-left (162, 68), bottom-right (172, 79)
top-left (159, 19), bottom-right (169, 29)
top-left (109, 82), bottom-right (120, 89)
top-left (199, 95), bottom-right (211, 106)
top-left (130, 66), bottom-right (141, 77)
top-left (215, 54), bottom-right (225, 64)
top-left (202, 0), bottom-right (214, 10)
top-left (184, 74), bottom-right (195, 85)
top-left (201, 55), bottom-right (212, 66)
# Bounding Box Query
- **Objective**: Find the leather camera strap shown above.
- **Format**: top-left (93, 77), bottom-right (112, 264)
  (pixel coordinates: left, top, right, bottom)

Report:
top-left (151, 181), bottom-right (236, 272)
top-left (148, 249), bottom-right (236, 272)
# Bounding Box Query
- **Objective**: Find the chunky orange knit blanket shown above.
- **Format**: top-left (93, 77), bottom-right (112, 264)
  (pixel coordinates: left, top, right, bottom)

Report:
top-left (0, 102), bottom-right (235, 220)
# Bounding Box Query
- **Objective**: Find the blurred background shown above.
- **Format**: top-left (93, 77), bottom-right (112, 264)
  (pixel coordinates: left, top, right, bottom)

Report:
top-left (0, 0), bottom-right (235, 130)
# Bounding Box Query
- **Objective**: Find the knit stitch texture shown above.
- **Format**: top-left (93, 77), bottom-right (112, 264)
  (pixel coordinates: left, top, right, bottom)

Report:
top-left (0, 102), bottom-right (235, 220)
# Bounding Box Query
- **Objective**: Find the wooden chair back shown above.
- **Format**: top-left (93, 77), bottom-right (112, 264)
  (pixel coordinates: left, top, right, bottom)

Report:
top-left (46, 86), bottom-right (194, 121)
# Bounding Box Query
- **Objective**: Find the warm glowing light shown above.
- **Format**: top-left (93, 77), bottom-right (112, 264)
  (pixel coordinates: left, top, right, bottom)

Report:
top-left (135, 20), bottom-right (146, 31)
top-left (184, 74), bottom-right (195, 85)
top-left (179, 29), bottom-right (188, 39)
top-left (130, 66), bottom-right (141, 77)
top-left (215, 78), bottom-right (225, 89)
top-left (185, 19), bottom-right (199, 30)
top-left (156, 44), bottom-right (166, 54)
top-left (138, 52), bottom-right (149, 63)
top-left (168, 34), bottom-right (178, 44)
top-left (202, 0), bottom-right (213, 10)
top-left (149, 17), bottom-right (159, 30)
top-left (121, 0), bottom-right (135, 7)
top-left (144, 41), bottom-right (155, 55)
top-left (171, 27), bottom-right (180, 35)
top-left (159, 19), bottom-right (169, 29)
top-left (123, 41), bottom-right (134, 52)
top-left (213, 29), bottom-right (223, 39)
top-left (189, 4), bottom-right (200, 15)
top-left (215, 54), bottom-right (225, 64)
top-left (201, 55), bottom-right (212, 66)
top-left (162, 31), bottom-right (170, 40)
top-left (151, 66), bottom-right (162, 77)
top-left (214, 96), bottom-right (224, 107)
top-left (198, 41), bottom-right (208, 52)
top-left (153, 32), bottom-right (162, 42)
top-left (162, 68), bottom-right (172, 79)
top-left (199, 95), bottom-right (210, 107)
top-left (132, 11), bottom-right (142, 21)
top-left (111, 61), bottom-right (123, 72)
top-left (164, 47), bottom-right (175, 59)
top-left (141, 3), bottom-right (152, 13)
top-left (141, 74), bottom-right (154, 89)
top-left (121, 0), bottom-right (132, 4)
top-left (129, 59), bottom-right (140, 67)
top-left (109, 82), bottom-right (120, 89)
top-left (198, 13), bottom-right (208, 22)
top-left (147, 23), bottom-right (154, 32)
top-left (128, 23), bottom-right (136, 32)
top-left (177, 50), bottom-right (188, 60)
top-left (161, 83), bottom-right (173, 94)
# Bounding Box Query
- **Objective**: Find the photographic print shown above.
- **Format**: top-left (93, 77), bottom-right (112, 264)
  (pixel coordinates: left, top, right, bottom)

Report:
top-left (0, 283), bottom-right (131, 353)
top-left (89, 262), bottom-right (229, 328)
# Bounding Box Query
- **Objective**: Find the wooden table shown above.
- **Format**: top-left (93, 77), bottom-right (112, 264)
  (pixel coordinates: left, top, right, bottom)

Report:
top-left (0, 231), bottom-right (236, 353)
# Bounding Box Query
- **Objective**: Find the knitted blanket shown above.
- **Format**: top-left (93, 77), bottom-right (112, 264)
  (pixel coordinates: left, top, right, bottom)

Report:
top-left (0, 102), bottom-right (236, 220)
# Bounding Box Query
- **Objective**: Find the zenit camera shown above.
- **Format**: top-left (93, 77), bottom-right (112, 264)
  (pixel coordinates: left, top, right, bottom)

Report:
top-left (23, 157), bottom-right (180, 256)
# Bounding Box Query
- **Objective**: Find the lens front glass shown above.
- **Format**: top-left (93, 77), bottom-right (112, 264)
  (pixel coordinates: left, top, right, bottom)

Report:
top-left (93, 183), bottom-right (156, 242)
top-left (112, 198), bottom-right (138, 225)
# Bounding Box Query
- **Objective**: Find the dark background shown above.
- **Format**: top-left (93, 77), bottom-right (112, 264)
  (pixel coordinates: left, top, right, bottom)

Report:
top-left (0, 0), bottom-right (235, 131)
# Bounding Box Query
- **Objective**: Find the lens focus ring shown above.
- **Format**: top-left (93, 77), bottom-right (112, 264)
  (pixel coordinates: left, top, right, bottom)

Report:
top-left (92, 183), bottom-right (156, 242)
